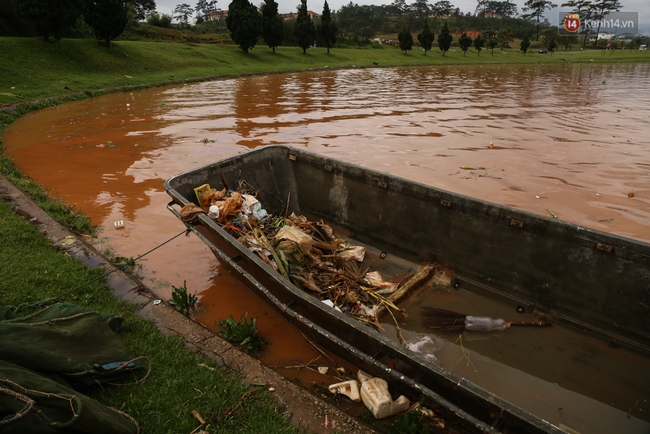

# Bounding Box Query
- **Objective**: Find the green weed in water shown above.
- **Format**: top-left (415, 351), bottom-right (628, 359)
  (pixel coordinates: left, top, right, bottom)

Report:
top-left (218, 312), bottom-right (268, 356)
top-left (169, 280), bottom-right (198, 317)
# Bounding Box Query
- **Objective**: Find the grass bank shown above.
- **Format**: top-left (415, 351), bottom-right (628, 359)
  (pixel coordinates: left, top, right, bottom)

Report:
top-left (0, 201), bottom-right (300, 434)
top-left (1, 37), bottom-right (649, 106)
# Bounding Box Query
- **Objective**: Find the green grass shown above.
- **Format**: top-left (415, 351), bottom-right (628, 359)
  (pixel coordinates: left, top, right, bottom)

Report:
top-left (1, 36), bottom-right (649, 106)
top-left (0, 201), bottom-right (299, 434)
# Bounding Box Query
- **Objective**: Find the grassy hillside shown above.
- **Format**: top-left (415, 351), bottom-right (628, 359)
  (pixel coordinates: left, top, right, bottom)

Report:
top-left (2, 36), bottom-right (649, 106)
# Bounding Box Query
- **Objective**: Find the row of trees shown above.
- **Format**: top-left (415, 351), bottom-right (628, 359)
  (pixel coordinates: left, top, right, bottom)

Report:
top-left (160, 0), bottom-right (542, 46)
top-left (332, 3), bottom-right (539, 46)
top-left (319, 0), bottom-right (627, 48)
top-left (166, 0), bottom-right (627, 54)
top-left (398, 21), bottom-right (521, 56)
top-left (225, 0), bottom-right (337, 54)
top-left (0, 0), bottom-right (156, 45)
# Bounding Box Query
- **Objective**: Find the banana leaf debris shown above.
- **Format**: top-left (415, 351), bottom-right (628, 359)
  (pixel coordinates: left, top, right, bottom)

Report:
top-left (180, 181), bottom-right (433, 339)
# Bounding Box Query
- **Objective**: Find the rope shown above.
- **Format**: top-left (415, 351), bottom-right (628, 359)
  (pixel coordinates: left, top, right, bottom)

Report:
top-left (105, 356), bottom-right (153, 387)
top-left (108, 406), bottom-right (140, 434)
top-left (12, 229), bottom-right (190, 313)
top-left (0, 386), bottom-right (34, 426)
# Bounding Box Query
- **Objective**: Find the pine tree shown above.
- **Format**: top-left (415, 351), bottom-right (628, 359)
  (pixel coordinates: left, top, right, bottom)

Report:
top-left (520, 35), bottom-right (531, 55)
top-left (293, 0), bottom-right (315, 54)
top-left (521, 0), bottom-right (557, 41)
top-left (317, 0), bottom-right (337, 54)
top-left (417, 19), bottom-right (434, 55)
top-left (473, 34), bottom-right (485, 56)
top-left (437, 21), bottom-right (453, 56)
top-left (16, 0), bottom-right (83, 42)
top-left (398, 27), bottom-right (413, 54)
top-left (260, 0), bottom-right (283, 52)
top-left (83, 0), bottom-right (129, 48)
top-left (226, 0), bottom-right (261, 53)
top-left (458, 32), bottom-right (473, 56)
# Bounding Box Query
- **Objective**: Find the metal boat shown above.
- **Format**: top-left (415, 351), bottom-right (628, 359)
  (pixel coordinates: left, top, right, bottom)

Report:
top-left (165, 145), bottom-right (650, 433)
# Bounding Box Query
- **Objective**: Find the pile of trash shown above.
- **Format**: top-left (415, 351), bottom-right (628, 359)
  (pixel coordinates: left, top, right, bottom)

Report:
top-left (180, 183), bottom-right (408, 330)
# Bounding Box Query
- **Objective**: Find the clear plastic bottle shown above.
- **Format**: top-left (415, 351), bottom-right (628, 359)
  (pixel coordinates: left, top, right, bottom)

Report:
top-left (464, 316), bottom-right (509, 332)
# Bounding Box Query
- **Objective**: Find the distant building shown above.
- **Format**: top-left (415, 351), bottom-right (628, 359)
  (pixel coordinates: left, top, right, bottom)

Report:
top-left (595, 32), bottom-right (616, 40)
top-left (280, 11), bottom-right (320, 20)
top-left (207, 9), bottom-right (321, 22)
top-left (208, 10), bottom-right (228, 21)
top-left (484, 11), bottom-right (503, 19)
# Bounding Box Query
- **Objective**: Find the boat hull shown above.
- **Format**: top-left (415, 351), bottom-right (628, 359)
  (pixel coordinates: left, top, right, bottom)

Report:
top-left (165, 145), bottom-right (650, 433)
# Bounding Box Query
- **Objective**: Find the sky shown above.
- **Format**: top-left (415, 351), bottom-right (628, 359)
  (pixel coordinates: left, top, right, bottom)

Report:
top-left (155, 0), bottom-right (650, 34)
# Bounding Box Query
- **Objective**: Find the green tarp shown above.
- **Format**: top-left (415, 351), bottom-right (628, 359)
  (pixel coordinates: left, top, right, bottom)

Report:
top-left (0, 302), bottom-right (142, 433)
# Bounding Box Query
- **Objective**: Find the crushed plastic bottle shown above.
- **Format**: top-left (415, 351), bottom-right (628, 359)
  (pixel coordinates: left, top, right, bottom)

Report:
top-left (360, 377), bottom-right (410, 419)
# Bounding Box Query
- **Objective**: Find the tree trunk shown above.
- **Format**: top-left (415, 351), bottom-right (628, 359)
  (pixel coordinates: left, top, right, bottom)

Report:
top-left (593, 23), bottom-right (602, 48)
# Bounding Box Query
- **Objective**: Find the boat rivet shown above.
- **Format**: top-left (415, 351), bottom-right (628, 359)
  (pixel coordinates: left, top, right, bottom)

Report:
top-left (379, 252), bottom-right (387, 259)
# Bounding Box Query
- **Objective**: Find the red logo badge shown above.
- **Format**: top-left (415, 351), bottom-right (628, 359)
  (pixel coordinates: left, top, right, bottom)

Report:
top-left (563, 13), bottom-right (581, 32)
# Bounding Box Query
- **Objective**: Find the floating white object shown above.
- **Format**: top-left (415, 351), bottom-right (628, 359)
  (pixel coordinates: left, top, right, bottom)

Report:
top-left (328, 380), bottom-right (361, 402)
top-left (406, 336), bottom-right (439, 362)
top-left (360, 377), bottom-right (410, 419)
top-left (114, 220), bottom-right (125, 228)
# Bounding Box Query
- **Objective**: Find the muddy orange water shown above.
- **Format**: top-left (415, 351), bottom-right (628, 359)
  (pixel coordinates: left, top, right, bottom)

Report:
top-left (5, 63), bottom-right (650, 431)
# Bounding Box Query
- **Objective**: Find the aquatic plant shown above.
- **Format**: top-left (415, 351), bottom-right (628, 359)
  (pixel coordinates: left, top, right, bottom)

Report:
top-left (169, 280), bottom-right (198, 317)
top-left (218, 312), bottom-right (268, 355)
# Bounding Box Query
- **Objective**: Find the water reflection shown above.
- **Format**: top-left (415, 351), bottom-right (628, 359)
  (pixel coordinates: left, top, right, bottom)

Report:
top-left (6, 61), bottom-right (650, 294)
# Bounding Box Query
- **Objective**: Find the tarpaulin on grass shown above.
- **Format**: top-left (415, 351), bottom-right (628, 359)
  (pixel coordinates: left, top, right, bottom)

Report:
top-left (0, 302), bottom-right (142, 433)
